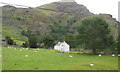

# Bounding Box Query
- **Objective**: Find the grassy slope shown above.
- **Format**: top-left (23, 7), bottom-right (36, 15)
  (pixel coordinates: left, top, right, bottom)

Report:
top-left (2, 47), bottom-right (118, 70)
top-left (2, 7), bottom-right (53, 42)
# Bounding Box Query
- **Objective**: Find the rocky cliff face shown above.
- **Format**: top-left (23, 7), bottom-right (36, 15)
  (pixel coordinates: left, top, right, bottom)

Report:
top-left (40, 2), bottom-right (94, 18)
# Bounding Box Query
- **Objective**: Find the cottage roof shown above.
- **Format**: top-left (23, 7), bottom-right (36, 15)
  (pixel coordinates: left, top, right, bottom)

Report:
top-left (55, 42), bottom-right (62, 46)
top-left (55, 41), bottom-right (68, 46)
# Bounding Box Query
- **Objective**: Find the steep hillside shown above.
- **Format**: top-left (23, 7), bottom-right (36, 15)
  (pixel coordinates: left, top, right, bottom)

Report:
top-left (2, 1), bottom-right (119, 42)
top-left (38, 2), bottom-right (118, 38)
top-left (2, 5), bottom-right (53, 41)
top-left (37, 2), bottom-right (95, 34)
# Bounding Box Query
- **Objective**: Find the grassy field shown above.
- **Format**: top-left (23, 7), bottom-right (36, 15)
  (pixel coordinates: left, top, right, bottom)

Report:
top-left (2, 46), bottom-right (119, 70)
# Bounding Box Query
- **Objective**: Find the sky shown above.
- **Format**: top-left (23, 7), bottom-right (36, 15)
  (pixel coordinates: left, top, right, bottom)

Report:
top-left (0, 0), bottom-right (119, 20)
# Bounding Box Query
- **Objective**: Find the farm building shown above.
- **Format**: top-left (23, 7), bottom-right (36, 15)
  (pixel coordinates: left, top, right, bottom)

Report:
top-left (54, 41), bottom-right (70, 51)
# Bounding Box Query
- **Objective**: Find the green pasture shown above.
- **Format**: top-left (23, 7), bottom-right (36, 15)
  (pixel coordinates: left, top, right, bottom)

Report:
top-left (2, 47), bottom-right (119, 70)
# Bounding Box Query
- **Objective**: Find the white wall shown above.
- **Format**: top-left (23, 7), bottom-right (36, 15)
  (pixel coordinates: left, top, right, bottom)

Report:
top-left (63, 43), bottom-right (69, 51)
top-left (54, 42), bottom-right (70, 51)
top-left (54, 46), bottom-right (59, 50)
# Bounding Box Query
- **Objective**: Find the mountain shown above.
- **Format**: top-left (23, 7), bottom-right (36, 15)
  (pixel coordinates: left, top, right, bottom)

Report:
top-left (39, 2), bottom-right (94, 17)
top-left (2, 1), bottom-right (118, 43)
top-left (38, 2), bottom-right (118, 38)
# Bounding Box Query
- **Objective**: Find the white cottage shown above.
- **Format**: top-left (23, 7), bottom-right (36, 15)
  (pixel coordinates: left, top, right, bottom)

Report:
top-left (54, 41), bottom-right (70, 51)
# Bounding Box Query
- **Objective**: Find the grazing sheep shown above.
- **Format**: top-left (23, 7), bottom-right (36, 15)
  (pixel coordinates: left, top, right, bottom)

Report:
top-left (25, 55), bottom-right (28, 57)
top-left (20, 49), bottom-right (22, 51)
top-left (89, 63), bottom-right (94, 67)
top-left (99, 54), bottom-right (101, 56)
top-left (80, 52), bottom-right (84, 53)
top-left (112, 54), bottom-right (115, 56)
top-left (34, 51), bottom-right (38, 53)
top-left (8, 46), bottom-right (10, 48)
top-left (69, 55), bottom-right (73, 58)
top-left (26, 48), bottom-right (29, 50)
top-left (14, 48), bottom-right (16, 50)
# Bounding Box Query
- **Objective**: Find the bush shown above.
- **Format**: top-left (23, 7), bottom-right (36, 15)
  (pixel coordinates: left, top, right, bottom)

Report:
top-left (5, 36), bottom-right (14, 45)
top-left (22, 42), bottom-right (29, 48)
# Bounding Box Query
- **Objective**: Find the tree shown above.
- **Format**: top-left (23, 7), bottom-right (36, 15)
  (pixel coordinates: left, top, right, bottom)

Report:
top-left (21, 30), bottom-right (40, 48)
top-left (28, 35), bottom-right (38, 48)
top-left (40, 35), bottom-right (55, 48)
top-left (77, 17), bottom-right (114, 54)
top-left (116, 42), bottom-right (119, 54)
top-left (64, 34), bottom-right (77, 48)
top-left (5, 36), bottom-right (14, 45)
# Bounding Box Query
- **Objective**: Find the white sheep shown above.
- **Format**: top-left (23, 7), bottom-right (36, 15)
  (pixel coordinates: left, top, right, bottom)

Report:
top-left (80, 52), bottom-right (84, 53)
top-left (8, 46), bottom-right (10, 48)
top-left (89, 63), bottom-right (94, 67)
top-left (14, 48), bottom-right (16, 50)
top-left (112, 54), bottom-right (115, 56)
top-left (26, 48), bottom-right (29, 50)
top-left (69, 55), bottom-right (73, 58)
top-left (0, 55), bottom-right (1, 58)
top-left (20, 49), bottom-right (22, 51)
top-left (34, 51), bottom-right (38, 53)
top-left (25, 55), bottom-right (28, 57)
top-left (99, 54), bottom-right (101, 56)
